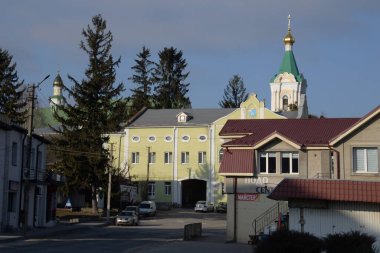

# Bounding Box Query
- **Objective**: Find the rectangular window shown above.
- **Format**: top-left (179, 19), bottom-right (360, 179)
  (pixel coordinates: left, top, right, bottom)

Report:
top-left (259, 152), bottom-right (276, 174)
top-left (131, 152), bottom-right (139, 164)
top-left (24, 146), bottom-right (35, 170)
top-left (219, 148), bottom-right (224, 163)
top-left (31, 148), bottom-right (35, 171)
top-left (198, 151), bottom-right (206, 164)
top-left (12, 142), bottom-right (18, 166)
top-left (281, 153), bottom-right (299, 174)
top-left (181, 152), bottom-right (189, 164)
top-left (37, 151), bottom-right (42, 172)
top-left (8, 192), bottom-right (16, 212)
top-left (149, 152), bottom-right (156, 164)
top-left (354, 148), bottom-right (378, 173)
top-left (164, 152), bottom-right (173, 164)
top-left (148, 182), bottom-right (155, 197)
top-left (164, 182), bottom-right (171, 195)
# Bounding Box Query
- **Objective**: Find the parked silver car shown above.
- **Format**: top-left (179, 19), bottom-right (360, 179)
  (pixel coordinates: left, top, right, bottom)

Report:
top-left (115, 211), bottom-right (139, 226)
top-left (194, 201), bottom-right (214, 212)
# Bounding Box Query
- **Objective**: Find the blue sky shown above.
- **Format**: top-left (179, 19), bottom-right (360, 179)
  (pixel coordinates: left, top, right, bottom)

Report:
top-left (1, 0), bottom-right (379, 117)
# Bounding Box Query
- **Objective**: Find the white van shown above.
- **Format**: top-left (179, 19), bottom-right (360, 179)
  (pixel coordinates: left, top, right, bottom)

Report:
top-left (139, 201), bottom-right (157, 216)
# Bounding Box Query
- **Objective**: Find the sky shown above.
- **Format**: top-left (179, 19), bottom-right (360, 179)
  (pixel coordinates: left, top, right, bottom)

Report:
top-left (1, 0), bottom-right (379, 117)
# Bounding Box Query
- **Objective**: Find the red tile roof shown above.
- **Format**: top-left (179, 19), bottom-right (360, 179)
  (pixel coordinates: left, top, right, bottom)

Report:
top-left (268, 179), bottom-right (380, 203)
top-left (220, 118), bottom-right (359, 147)
top-left (219, 149), bottom-right (254, 175)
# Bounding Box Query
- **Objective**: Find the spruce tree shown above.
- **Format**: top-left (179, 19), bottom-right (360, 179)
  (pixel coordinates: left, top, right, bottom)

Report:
top-left (128, 46), bottom-right (154, 116)
top-left (0, 49), bottom-right (27, 124)
top-left (52, 14), bottom-right (128, 213)
top-left (153, 47), bottom-right (191, 109)
top-left (219, 74), bottom-right (249, 108)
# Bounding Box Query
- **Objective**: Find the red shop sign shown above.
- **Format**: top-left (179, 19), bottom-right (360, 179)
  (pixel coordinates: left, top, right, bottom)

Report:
top-left (236, 193), bottom-right (259, 202)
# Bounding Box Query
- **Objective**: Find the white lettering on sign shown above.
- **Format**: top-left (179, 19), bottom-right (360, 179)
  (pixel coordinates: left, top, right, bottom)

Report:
top-left (236, 193), bottom-right (259, 201)
top-left (244, 177), bottom-right (269, 185)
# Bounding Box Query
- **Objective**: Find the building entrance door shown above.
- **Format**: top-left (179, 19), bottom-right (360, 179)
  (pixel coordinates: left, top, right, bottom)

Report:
top-left (181, 179), bottom-right (206, 208)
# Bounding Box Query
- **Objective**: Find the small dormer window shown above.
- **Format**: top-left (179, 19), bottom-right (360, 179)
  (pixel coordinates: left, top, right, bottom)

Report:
top-left (179, 115), bottom-right (186, 122)
top-left (177, 112), bottom-right (191, 123)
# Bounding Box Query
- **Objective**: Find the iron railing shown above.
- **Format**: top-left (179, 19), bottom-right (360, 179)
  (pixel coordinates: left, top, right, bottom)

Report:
top-left (252, 201), bottom-right (288, 235)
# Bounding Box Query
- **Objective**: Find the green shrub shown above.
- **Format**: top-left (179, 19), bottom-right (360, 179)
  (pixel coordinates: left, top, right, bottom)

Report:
top-left (323, 231), bottom-right (377, 253)
top-left (255, 230), bottom-right (323, 253)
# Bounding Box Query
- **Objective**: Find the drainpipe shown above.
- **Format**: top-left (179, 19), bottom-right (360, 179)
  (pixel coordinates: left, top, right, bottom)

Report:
top-left (118, 133), bottom-right (123, 170)
top-left (18, 133), bottom-right (28, 228)
top-left (299, 207), bottom-right (305, 233)
top-left (233, 177), bottom-right (237, 242)
top-left (33, 141), bottom-right (43, 227)
top-left (329, 146), bottom-right (340, 179)
top-left (252, 150), bottom-right (256, 178)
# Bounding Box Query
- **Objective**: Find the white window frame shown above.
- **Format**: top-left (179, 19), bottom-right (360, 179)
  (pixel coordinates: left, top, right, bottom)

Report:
top-left (147, 135), bottom-right (156, 143)
top-left (131, 136), bottom-right (140, 143)
top-left (219, 148), bottom-right (224, 163)
top-left (37, 151), bottom-right (42, 172)
top-left (11, 142), bottom-right (17, 166)
top-left (149, 152), bottom-right (156, 164)
top-left (259, 152), bottom-right (276, 174)
top-left (181, 135), bottom-right (190, 142)
top-left (281, 152), bottom-right (299, 174)
top-left (148, 182), bottom-right (155, 198)
top-left (164, 182), bottom-right (171, 195)
top-left (198, 151), bottom-right (206, 164)
top-left (353, 147), bottom-right (378, 173)
top-left (164, 152), bottom-right (173, 164)
top-left (131, 152), bottom-right (139, 164)
top-left (198, 135), bottom-right (207, 142)
top-left (164, 135), bottom-right (173, 142)
top-left (181, 152), bottom-right (189, 164)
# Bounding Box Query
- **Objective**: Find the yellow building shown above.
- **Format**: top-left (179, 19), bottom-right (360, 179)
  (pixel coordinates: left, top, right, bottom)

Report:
top-left (109, 94), bottom-right (283, 208)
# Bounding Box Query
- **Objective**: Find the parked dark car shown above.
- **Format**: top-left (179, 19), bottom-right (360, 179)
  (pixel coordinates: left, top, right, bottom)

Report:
top-left (125, 205), bottom-right (140, 217)
top-left (215, 202), bottom-right (227, 213)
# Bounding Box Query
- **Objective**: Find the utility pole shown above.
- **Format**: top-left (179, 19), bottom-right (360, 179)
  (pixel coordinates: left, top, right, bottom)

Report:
top-left (146, 146), bottom-right (151, 200)
top-left (22, 75), bottom-right (50, 234)
top-left (106, 143), bottom-right (114, 223)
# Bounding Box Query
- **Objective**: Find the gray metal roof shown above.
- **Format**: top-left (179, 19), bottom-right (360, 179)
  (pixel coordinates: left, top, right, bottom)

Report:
top-left (128, 108), bottom-right (236, 127)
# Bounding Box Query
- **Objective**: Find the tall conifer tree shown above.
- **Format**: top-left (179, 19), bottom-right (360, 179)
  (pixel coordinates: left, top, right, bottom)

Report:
top-left (219, 75), bottom-right (248, 108)
top-left (52, 14), bottom-right (128, 213)
top-left (153, 47), bottom-right (191, 109)
top-left (129, 46), bottom-right (154, 115)
top-left (0, 49), bottom-right (27, 124)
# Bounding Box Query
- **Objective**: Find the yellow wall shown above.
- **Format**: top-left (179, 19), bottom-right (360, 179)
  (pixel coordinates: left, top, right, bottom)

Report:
top-left (108, 93), bottom-right (285, 204)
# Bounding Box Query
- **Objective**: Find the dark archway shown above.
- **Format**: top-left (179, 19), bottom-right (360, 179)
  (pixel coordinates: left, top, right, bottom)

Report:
top-left (181, 179), bottom-right (206, 208)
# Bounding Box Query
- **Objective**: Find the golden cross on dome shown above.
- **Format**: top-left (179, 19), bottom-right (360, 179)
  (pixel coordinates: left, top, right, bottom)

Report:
top-left (288, 14), bottom-right (291, 31)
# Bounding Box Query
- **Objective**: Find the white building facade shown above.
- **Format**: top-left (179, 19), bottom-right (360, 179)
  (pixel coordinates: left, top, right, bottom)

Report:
top-left (0, 116), bottom-right (49, 232)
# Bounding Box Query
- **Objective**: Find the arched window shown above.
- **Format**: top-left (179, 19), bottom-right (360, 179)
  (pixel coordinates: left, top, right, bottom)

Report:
top-left (219, 148), bottom-right (224, 163)
top-left (282, 95), bottom-right (289, 110)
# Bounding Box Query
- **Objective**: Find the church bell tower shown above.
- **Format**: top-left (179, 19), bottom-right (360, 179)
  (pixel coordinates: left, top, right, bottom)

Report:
top-left (270, 15), bottom-right (308, 118)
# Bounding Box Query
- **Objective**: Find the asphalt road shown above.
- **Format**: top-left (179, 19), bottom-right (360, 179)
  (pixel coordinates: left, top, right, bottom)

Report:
top-left (0, 209), bottom-right (228, 253)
